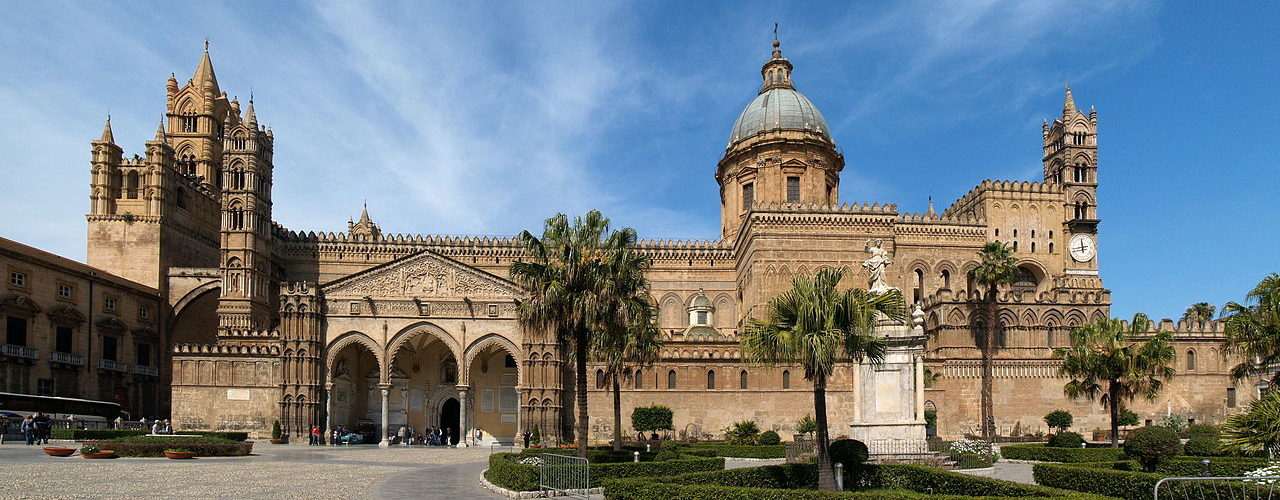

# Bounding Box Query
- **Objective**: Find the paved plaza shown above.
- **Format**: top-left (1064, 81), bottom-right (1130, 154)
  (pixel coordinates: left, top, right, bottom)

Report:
top-left (0, 442), bottom-right (506, 499)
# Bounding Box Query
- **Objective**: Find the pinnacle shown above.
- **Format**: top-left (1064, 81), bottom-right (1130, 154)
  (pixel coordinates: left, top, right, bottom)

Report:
top-left (99, 116), bottom-right (115, 143)
top-left (192, 44), bottom-right (220, 93)
top-left (1063, 84), bottom-right (1077, 116)
top-left (153, 120), bottom-right (166, 141)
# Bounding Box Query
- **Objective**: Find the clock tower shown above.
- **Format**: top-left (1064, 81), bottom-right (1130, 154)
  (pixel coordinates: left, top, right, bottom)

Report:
top-left (1043, 85), bottom-right (1100, 278)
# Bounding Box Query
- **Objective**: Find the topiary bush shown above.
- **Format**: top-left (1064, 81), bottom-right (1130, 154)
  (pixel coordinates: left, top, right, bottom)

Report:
top-left (1044, 410), bottom-right (1074, 433)
top-left (758, 430), bottom-right (781, 445)
top-left (1123, 425), bottom-right (1182, 471)
top-left (1047, 431), bottom-right (1084, 449)
top-left (828, 439), bottom-right (868, 468)
top-left (1182, 435), bottom-right (1221, 457)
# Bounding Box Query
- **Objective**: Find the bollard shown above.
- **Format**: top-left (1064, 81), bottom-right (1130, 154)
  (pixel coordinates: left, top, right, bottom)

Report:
top-left (1201, 459), bottom-right (1211, 477)
top-left (834, 462), bottom-right (844, 492)
top-left (634, 451), bottom-right (640, 463)
top-left (646, 443), bottom-right (651, 453)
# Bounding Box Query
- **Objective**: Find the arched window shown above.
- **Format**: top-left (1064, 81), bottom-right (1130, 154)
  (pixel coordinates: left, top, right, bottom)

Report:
top-left (634, 369), bottom-right (642, 389)
top-left (1012, 266), bottom-right (1039, 292)
top-left (596, 369), bottom-right (606, 389)
top-left (996, 322), bottom-right (1008, 348)
top-left (1186, 349), bottom-right (1196, 371)
top-left (667, 370), bottom-right (677, 389)
top-left (966, 271), bottom-right (977, 293)
top-left (706, 370), bottom-right (715, 390)
top-left (940, 269), bottom-right (951, 290)
top-left (741, 182), bottom-right (754, 211)
top-left (782, 370), bottom-right (791, 389)
top-left (1049, 242), bottom-right (1055, 253)
top-left (125, 171), bottom-right (140, 199)
top-left (913, 268), bottom-right (925, 304)
top-left (739, 370), bottom-right (748, 390)
top-left (973, 320), bottom-right (986, 348)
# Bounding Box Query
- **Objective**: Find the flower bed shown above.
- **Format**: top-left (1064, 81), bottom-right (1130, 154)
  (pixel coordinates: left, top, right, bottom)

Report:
top-left (1002, 444), bottom-right (1127, 463)
top-left (87, 436), bottom-right (252, 458)
top-left (602, 463), bottom-right (1109, 500)
top-left (484, 452), bottom-right (724, 491)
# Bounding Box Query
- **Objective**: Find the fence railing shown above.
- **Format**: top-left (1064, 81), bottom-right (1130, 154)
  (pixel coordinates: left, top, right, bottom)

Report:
top-left (539, 453), bottom-right (589, 499)
top-left (1, 343), bottom-right (38, 360)
top-left (1154, 476), bottom-right (1280, 500)
top-left (97, 359), bottom-right (129, 372)
top-left (49, 351), bottom-right (85, 366)
top-left (787, 439), bottom-right (817, 463)
top-left (867, 438), bottom-right (932, 460)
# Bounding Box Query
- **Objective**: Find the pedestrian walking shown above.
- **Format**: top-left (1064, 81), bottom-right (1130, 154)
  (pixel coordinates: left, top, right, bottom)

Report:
top-left (33, 413), bottom-right (50, 444)
top-left (21, 415), bottom-right (34, 445)
top-left (309, 425), bottom-right (319, 446)
top-left (522, 430), bottom-right (531, 448)
top-left (0, 416), bottom-right (9, 444)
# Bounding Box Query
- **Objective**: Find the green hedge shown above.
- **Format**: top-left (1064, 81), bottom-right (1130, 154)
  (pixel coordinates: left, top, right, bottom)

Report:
top-left (1002, 444), bottom-right (1127, 463)
top-left (484, 452), bottom-right (725, 491)
top-left (1155, 457), bottom-right (1272, 477)
top-left (50, 429), bottom-right (147, 440)
top-left (190, 431), bottom-right (249, 441)
top-left (1031, 463), bottom-right (1270, 500)
top-left (662, 443), bottom-right (788, 459)
top-left (85, 439), bottom-right (252, 458)
top-left (603, 463), bottom-right (1110, 500)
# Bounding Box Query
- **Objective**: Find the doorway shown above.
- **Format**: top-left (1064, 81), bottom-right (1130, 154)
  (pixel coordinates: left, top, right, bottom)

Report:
top-left (440, 398), bottom-right (460, 445)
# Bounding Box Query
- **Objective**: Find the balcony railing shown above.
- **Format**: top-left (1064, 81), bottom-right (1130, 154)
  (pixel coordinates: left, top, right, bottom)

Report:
top-left (132, 364), bottom-right (159, 377)
top-left (1, 343), bottom-right (38, 360)
top-left (98, 359), bottom-right (129, 372)
top-left (49, 351), bottom-right (85, 366)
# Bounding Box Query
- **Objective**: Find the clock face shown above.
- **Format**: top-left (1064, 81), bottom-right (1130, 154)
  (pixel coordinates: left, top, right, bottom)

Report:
top-left (1069, 234), bottom-right (1096, 262)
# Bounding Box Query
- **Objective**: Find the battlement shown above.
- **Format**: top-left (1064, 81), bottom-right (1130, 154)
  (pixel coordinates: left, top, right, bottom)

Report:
top-left (1124, 318), bottom-right (1227, 336)
top-left (172, 342), bottom-right (280, 356)
top-left (942, 179), bottom-right (1064, 218)
top-left (921, 287), bottom-right (1111, 308)
top-left (755, 200), bottom-right (899, 214)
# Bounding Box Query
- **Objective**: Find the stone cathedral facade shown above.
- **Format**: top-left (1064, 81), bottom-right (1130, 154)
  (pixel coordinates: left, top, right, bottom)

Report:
top-left (72, 40), bottom-right (1252, 444)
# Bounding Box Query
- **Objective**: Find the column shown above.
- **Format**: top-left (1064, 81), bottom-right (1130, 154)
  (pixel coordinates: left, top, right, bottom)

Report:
top-left (378, 384), bottom-right (391, 448)
top-left (456, 385), bottom-right (470, 447)
top-left (324, 382), bottom-right (333, 445)
top-left (914, 354), bottom-right (926, 422)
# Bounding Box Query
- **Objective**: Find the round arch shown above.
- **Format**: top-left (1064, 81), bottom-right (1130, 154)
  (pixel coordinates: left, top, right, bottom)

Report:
top-left (173, 281), bottom-right (221, 318)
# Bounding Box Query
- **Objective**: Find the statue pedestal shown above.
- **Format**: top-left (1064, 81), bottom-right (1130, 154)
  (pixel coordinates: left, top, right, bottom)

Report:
top-left (848, 317), bottom-right (929, 460)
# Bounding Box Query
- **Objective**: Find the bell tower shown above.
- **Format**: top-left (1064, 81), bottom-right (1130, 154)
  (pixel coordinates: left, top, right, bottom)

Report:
top-left (216, 95), bottom-right (276, 334)
top-left (166, 41), bottom-right (231, 190)
top-left (716, 39), bottom-right (843, 241)
top-left (1043, 85), bottom-right (1100, 274)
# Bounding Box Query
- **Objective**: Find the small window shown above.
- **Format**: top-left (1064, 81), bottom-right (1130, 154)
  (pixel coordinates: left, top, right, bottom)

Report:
top-left (6, 316), bottom-right (28, 346)
top-left (58, 284), bottom-right (73, 299)
top-left (696, 311), bottom-right (708, 325)
top-left (139, 306), bottom-right (150, 320)
top-left (786, 176), bottom-right (800, 203)
top-left (739, 370), bottom-right (748, 390)
top-left (102, 336), bottom-right (118, 361)
top-left (782, 370), bottom-right (791, 389)
top-left (596, 369), bottom-right (606, 389)
top-left (667, 370), bottom-right (677, 389)
top-left (9, 272), bottom-right (25, 287)
top-left (634, 369), bottom-right (643, 389)
top-left (741, 183), bottom-right (754, 211)
top-left (37, 379), bottom-right (53, 396)
top-left (1186, 349), bottom-right (1196, 371)
top-left (104, 297), bottom-right (117, 311)
top-left (1227, 388), bottom-right (1237, 408)
top-left (706, 370), bottom-right (716, 390)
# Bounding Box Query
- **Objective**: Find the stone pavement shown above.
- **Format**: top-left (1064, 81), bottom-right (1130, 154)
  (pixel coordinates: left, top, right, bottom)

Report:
top-left (956, 461), bottom-right (1036, 485)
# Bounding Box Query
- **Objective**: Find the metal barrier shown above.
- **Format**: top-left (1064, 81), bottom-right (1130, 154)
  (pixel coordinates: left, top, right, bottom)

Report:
top-left (867, 438), bottom-right (932, 461)
top-left (1154, 476), bottom-right (1280, 500)
top-left (490, 443), bottom-right (515, 455)
top-left (539, 453), bottom-right (590, 499)
top-left (786, 439), bottom-right (817, 463)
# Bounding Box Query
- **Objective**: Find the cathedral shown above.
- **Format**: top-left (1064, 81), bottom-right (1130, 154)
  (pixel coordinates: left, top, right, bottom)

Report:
top-left (63, 39), bottom-right (1250, 445)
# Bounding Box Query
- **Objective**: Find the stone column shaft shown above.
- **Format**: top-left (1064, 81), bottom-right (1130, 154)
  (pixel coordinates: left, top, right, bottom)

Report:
top-left (378, 384), bottom-right (391, 448)
top-left (456, 385), bottom-right (470, 447)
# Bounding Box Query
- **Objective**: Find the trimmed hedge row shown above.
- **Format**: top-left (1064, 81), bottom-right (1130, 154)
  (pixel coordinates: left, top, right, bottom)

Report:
top-left (484, 452), bottom-right (725, 491)
top-left (603, 463), bottom-right (1111, 500)
top-left (85, 439), bottom-right (253, 458)
top-left (1156, 457), bottom-right (1272, 477)
top-left (1002, 444), bottom-right (1127, 463)
top-left (663, 443), bottom-right (788, 459)
top-left (49, 429), bottom-right (250, 441)
top-left (1031, 463), bottom-right (1272, 500)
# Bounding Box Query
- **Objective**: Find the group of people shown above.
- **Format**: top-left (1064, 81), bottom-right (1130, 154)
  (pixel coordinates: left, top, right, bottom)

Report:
top-left (146, 418), bottom-right (173, 434)
top-left (15, 413), bottom-right (53, 445)
top-left (396, 425), bottom-right (453, 446)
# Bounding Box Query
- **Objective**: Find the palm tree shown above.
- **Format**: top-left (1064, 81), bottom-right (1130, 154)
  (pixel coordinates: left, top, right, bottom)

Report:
top-left (510, 210), bottom-right (637, 458)
top-left (973, 241), bottom-right (1018, 439)
top-left (1181, 302), bottom-right (1217, 326)
top-left (1221, 389), bottom-right (1280, 458)
top-left (740, 268), bottom-right (906, 491)
top-left (593, 242), bottom-right (662, 451)
top-left (1222, 273), bottom-right (1280, 386)
top-left (1056, 313), bottom-right (1176, 447)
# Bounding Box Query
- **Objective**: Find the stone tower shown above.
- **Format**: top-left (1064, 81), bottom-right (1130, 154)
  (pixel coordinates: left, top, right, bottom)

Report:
top-left (716, 39), bottom-right (844, 241)
top-left (215, 94), bottom-right (276, 334)
top-left (1042, 86), bottom-right (1100, 276)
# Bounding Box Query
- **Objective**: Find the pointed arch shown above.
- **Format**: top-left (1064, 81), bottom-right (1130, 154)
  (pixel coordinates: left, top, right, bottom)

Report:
top-left (325, 331), bottom-right (384, 383)
top-left (386, 321), bottom-right (462, 382)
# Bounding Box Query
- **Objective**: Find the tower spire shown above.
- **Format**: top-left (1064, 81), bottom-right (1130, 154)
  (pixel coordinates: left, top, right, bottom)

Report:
top-left (192, 40), bottom-right (220, 93)
top-left (1063, 82), bottom-right (1076, 116)
top-left (153, 119), bottom-right (166, 141)
top-left (99, 115), bottom-right (115, 143)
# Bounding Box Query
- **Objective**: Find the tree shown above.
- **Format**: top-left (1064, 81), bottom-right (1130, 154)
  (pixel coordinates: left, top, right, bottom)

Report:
top-left (741, 268), bottom-right (906, 491)
top-left (592, 238), bottom-right (661, 450)
top-left (510, 210), bottom-right (638, 458)
top-left (1044, 410), bottom-right (1073, 434)
top-left (1056, 313), bottom-right (1176, 447)
top-left (1221, 389), bottom-right (1280, 458)
top-left (1222, 273), bottom-right (1280, 386)
top-left (1181, 302), bottom-right (1216, 326)
top-left (973, 241), bottom-right (1019, 439)
top-left (630, 404), bottom-right (673, 437)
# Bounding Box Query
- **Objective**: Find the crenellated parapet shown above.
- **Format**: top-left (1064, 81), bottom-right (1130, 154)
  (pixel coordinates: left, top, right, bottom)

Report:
top-left (942, 179), bottom-right (1064, 219)
top-left (173, 342), bottom-right (280, 356)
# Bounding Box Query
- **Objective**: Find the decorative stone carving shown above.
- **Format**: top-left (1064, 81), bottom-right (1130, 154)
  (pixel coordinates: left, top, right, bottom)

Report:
top-left (324, 250), bottom-right (521, 299)
top-left (862, 239), bottom-right (894, 293)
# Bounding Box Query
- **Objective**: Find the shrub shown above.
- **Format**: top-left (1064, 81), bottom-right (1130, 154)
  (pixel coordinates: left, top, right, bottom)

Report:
top-left (1123, 426), bottom-right (1182, 472)
top-left (80, 444), bottom-right (101, 454)
top-left (1047, 432), bottom-right (1084, 449)
top-left (1185, 423), bottom-right (1218, 437)
top-left (483, 452), bottom-right (724, 491)
top-left (758, 430), bottom-right (781, 445)
top-left (1118, 410), bottom-right (1140, 427)
top-left (725, 421), bottom-right (761, 445)
top-left (1045, 410), bottom-right (1074, 433)
top-left (271, 420), bottom-right (282, 439)
top-left (1001, 444), bottom-right (1126, 463)
top-left (192, 431), bottom-right (249, 442)
top-left (1182, 436), bottom-right (1221, 457)
top-left (1155, 456), bottom-right (1272, 476)
top-left (795, 415), bottom-right (817, 437)
top-left (632, 404), bottom-right (674, 434)
top-left (50, 429), bottom-right (147, 440)
top-left (85, 439), bottom-right (252, 458)
top-left (99, 435), bottom-right (235, 444)
top-left (954, 453), bottom-right (992, 469)
top-left (946, 439), bottom-right (998, 463)
top-left (530, 426), bottom-right (541, 446)
top-left (829, 439), bottom-right (868, 468)
top-left (1161, 414), bottom-right (1188, 433)
top-left (1033, 462), bottom-right (1269, 500)
top-left (661, 442), bottom-right (787, 459)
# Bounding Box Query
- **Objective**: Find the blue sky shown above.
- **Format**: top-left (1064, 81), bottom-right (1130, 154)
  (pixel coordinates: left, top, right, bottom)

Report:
top-left (0, 1), bottom-right (1276, 321)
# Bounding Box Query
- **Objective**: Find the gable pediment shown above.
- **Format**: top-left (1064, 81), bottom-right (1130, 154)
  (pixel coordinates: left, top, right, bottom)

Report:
top-left (322, 249), bottom-right (522, 300)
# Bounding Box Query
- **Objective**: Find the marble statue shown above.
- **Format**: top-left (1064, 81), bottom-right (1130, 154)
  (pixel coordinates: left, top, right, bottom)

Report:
top-left (862, 239), bottom-right (893, 293)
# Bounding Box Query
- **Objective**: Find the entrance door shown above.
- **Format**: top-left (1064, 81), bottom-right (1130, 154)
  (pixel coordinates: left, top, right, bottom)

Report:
top-left (440, 398), bottom-right (460, 445)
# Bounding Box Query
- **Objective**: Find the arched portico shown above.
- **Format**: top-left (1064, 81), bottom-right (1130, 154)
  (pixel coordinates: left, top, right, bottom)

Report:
top-left (464, 335), bottom-right (522, 446)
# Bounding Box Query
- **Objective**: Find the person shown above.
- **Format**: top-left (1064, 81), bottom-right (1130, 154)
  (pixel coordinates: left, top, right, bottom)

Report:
top-left (0, 415), bottom-right (9, 444)
top-left (396, 425), bottom-right (407, 446)
top-left (522, 430), bottom-right (531, 448)
top-left (33, 413), bottom-right (50, 445)
top-left (114, 416), bottom-right (124, 430)
top-left (476, 428), bottom-right (483, 445)
top-left (139, 416), bottom-right (148, 429)
top-left (445, 428), bottom-right (452, 446)
top-left (164, 419), bottom-right (173, 434)
top-left (332, 427), bottom-right (340, 446)
top-left (21, 415), bottom-right (34, 445)
top-left (309, 425), bottom-right (319, 446)
top-left (151, 420), bottom-right (163, 435)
